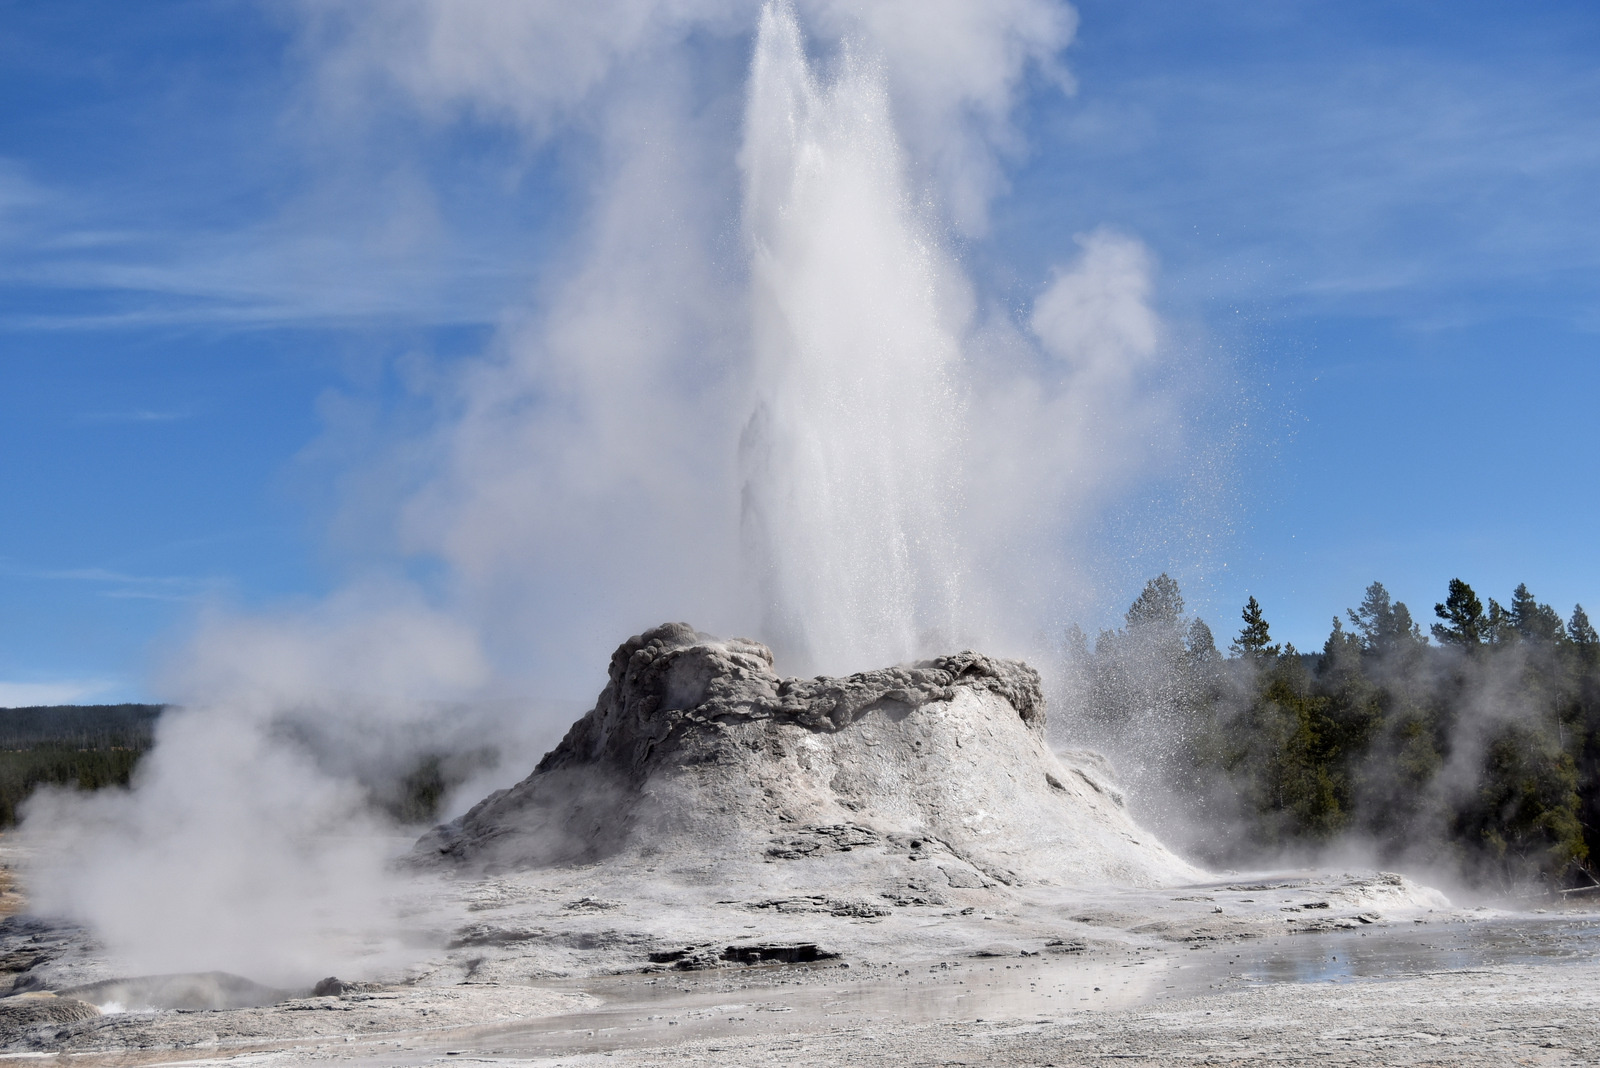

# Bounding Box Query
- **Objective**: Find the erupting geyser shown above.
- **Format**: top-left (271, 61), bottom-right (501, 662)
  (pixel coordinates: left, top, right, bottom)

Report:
top-left (419, 623), bottom-right (1200, 890)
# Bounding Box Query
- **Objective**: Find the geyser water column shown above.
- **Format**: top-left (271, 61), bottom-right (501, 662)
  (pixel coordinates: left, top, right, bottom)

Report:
top-left (739, 3), bottom-right (971, 676)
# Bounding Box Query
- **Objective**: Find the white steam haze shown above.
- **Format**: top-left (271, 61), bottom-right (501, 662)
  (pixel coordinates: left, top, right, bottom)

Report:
top-left (20, 0), bottom-right (1207, 983)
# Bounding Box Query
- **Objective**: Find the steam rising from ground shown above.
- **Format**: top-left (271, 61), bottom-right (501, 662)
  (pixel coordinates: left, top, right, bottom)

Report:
top-left (22, 589), bottom-right (570, 984)
top-left (21, 1), bottom-right (1203, 980)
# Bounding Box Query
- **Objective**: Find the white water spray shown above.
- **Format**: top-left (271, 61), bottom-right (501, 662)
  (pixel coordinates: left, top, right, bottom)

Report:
top-left (739, 4), bottom-right (971, 674)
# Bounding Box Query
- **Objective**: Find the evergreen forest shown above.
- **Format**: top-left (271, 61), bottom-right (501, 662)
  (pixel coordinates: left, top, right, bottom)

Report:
top-left (0, 702), bottom-right (491, 828)
top-left (0, 704), bottom-right (162, 826)
top-left (1061, 576), bottom-right (1600, 892)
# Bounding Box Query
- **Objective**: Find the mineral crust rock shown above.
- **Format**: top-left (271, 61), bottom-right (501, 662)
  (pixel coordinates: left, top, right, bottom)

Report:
top-left (419, 623), bottom-right (1199, 888)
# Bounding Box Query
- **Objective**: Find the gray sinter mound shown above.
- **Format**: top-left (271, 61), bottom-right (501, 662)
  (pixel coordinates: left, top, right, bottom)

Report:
top-left (418, 623), bottom-right (1200, 890)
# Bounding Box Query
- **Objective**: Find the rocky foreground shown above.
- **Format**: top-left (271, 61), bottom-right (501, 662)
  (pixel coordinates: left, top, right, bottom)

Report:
top-left (1, 889), bottom-right (1595, 1066)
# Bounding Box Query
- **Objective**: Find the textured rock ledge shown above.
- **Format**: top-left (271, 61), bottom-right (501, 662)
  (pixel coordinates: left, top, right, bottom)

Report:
top-left (535, 622), bottom-right (1046, 780)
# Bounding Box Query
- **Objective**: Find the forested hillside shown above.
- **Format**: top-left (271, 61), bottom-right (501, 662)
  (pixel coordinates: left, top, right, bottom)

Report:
top-left (1061, 576), bottom-right (1600, 892)
top-left (0, 704), bottom-right (163, 825)
top-left (0, 703), bottom-right (494, 828)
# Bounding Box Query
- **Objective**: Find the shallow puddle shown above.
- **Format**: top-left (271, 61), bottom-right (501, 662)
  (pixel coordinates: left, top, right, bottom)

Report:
top-left (1220, 914), bottom-right (1600, 987)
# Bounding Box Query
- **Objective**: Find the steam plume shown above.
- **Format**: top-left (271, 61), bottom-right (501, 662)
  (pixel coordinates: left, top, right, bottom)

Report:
top-left (20, 0), bottom-right (1202, 981)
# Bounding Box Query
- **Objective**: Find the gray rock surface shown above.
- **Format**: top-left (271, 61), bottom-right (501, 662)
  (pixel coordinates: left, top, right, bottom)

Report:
top-left (417, 623), bottom-right (1199, 889)
top-left (0, 991), bottom-right (100, 1030)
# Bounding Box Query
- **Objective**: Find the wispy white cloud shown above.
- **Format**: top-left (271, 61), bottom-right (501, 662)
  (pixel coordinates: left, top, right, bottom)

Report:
top-left (1026, 28), bottom-right (1600, 324)
top-left (3, 0), bottom-right (1088, 336)
top-left (0, 219), bottom-right (535, 331)
top-left (25, 567), bottom-right (214, 603)
top-left (75, 410), bottom-right (192, 424)
top-left (0, 130), bottom-right (541, 330)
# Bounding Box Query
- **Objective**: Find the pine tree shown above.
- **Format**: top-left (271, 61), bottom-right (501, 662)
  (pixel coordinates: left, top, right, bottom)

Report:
top-left (1349, 582), bottom-right (1395, 649)
top-left (1185, 618), bottom-right (1220, 666)
top-left (1322, 616), bottom-right (1363, 672)
top-left (1126, 573), bottom-right (1185, 632)
top-left (1068, 575), bottom-right (1226, 841)
top-left (1432, 578), bottom-right (1486, 648)
top-left (1485, 598), bottom-right (1514, 645)
top-left (1231, 596), bottom-right (1278, 659)
top-left (1570, 605), bottom-right (1599, 666)
top-left (1569, 604), bottom-right (1600, 879)
top-left (1456, 723), bottom-right (1587, 889)
top-left (1348, 581), bottom-right (1425, 655)
top-left (1390, 602), bottom-right (1423, 647)
top-left (1509, 583), bottom-right (1566, 644)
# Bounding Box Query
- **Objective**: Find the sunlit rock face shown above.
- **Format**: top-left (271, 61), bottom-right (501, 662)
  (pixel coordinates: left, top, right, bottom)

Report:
top-left (419, 623), bottom-right (1200, 890)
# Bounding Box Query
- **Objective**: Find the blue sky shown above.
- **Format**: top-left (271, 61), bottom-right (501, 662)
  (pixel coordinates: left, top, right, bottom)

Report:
top-left (3, 0), bottom-right (1598, 702)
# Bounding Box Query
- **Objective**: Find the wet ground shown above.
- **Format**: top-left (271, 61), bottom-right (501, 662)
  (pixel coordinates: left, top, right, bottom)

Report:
top-left (332, 913), bottom-right (1600, 1063)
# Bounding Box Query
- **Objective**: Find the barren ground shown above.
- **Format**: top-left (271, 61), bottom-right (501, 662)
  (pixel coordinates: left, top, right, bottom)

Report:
top-left (2, 847), bottom-right (1595, 1067)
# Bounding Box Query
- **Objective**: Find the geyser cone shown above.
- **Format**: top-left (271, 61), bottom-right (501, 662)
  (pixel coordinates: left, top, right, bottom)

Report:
top-left (419, 624), bottom-right (1200, 890)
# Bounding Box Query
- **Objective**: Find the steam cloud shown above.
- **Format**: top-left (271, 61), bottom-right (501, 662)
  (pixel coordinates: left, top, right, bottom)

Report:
top-left (22, 0), bottom-right (1201, 981)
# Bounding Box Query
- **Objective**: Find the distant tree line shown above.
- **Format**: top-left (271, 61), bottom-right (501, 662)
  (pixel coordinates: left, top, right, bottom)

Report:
top-left (1061, 576), bottom-right (1600, 892)
top-left (0, 704), bottom-right (163, 826)
top-left (0, 702), bottom-right (496, 828)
